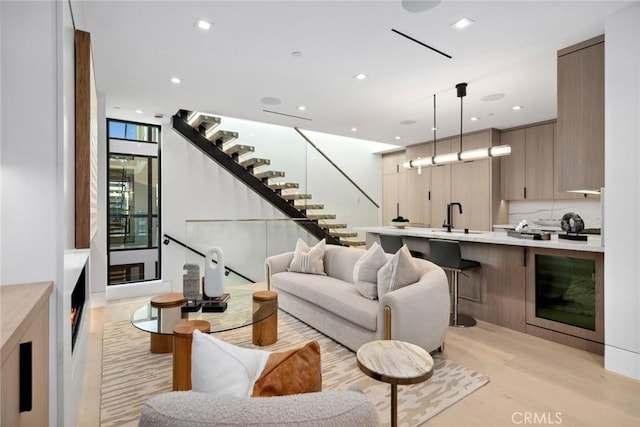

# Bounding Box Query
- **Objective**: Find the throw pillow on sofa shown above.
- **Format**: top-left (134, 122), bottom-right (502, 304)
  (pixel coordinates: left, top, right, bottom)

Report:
top-left (377, 245), bottom-right (421, 297)
top-left (353, 241), bottom-right (388, 299)
top-left (288, 238), bottom-right (326, 275)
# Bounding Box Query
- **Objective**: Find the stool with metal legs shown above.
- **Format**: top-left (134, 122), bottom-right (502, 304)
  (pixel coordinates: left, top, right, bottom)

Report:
top-left (379, 234), bottom-right (425, 258)
top-left (428, 239), bottom-right (480, 327)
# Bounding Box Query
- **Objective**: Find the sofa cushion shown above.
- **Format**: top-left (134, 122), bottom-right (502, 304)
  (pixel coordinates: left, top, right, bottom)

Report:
top-left (252, 341), bottom-right (322, 397)
top-left (323, 244), bottom-right (368, 283)
top-left (353, 242), bottom-right (388, 299)
top-left (272, 272), bottom-right (378, 331)
top-left (191, 330), bottom-right (269, 397)
top-left (288, 238), bottom-right (326, 275)
top-left (377, 245), bottom-right (421, 297)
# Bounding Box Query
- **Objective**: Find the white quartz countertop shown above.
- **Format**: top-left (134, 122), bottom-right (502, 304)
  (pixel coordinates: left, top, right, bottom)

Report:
top-left (357, 226), bottom-right (604, 253)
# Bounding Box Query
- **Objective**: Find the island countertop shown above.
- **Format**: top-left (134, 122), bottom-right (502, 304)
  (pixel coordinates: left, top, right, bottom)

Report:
top-left (357, 226), bottom-right (604, 253)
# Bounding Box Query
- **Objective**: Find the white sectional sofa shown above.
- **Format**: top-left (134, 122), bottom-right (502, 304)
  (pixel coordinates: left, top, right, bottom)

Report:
top-left (266, 243), bottom-right (450, 353)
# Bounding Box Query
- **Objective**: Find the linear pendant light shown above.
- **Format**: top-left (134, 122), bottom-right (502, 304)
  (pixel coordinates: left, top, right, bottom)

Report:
top-left (403, 82), bottom-right (511, 170)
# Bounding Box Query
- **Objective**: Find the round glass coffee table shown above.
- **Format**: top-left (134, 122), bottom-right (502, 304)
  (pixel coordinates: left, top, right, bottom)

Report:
top-left (131, 284), bottom-right (277, 353)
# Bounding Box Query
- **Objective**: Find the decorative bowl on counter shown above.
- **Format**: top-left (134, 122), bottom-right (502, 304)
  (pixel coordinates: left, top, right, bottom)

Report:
top-left (390, 216), bottom-right (411, 228)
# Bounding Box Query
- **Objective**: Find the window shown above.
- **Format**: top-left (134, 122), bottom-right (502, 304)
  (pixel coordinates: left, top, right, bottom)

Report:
top-left (107, 119), bottom-right (161, 285)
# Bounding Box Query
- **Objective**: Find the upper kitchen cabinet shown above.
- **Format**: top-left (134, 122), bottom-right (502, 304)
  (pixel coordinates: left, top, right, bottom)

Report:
top-left (556, 35), bottom-right (604, 193)
top-left (501, 122), bottom-right (555, 200)
top-left (382, 151), bottom-right (407, 224)
top-left (451, 130), bottom-right (503, 231)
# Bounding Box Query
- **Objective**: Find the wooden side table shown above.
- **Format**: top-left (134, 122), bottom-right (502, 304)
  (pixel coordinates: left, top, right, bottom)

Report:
top-left (150, 292), bottom-right (186, 353)
top-left (252, 290), bottom-right (278, 346)
top-left (356, 340), bottom-right (434, 427)
top-left (173, 320), bottom-right (210, 391)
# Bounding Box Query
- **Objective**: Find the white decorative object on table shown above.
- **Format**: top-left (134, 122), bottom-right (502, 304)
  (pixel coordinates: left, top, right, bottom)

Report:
top-left (204, 247), bottom-right (225, 298)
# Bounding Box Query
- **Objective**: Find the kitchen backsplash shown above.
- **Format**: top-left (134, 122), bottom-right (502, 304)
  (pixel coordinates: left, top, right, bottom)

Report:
top-left (508, 199), bottom-right (602, 229)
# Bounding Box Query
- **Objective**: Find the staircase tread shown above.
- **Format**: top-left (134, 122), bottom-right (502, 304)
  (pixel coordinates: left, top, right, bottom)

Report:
top-left (268, 182), bottom-right (299, 190)
top-left (239, 158), bottom-right (271, 167)
top-left (224, 144), bottom-right (255, 155)
top-left (207, 129), bottom-right (238, 144)
top-left (282, 193), bottom-right (312, 200)
top-left (329, 231), bottom-right (358, 237)
top-left (307, 214), bottom-right (337, 220)
top-left (294, 204), bottom-right (324, 210)
top-left (318, 223), bottom-right (347, 229)
top-left (254, 170), bottom-right (286, 179)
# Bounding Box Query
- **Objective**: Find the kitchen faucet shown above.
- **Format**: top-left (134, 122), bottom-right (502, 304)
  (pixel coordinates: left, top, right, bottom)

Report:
top-left (443, 202), bottom-right (463, 232)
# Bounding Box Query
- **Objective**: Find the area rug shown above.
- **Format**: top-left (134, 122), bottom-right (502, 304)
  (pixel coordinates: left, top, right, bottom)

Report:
top-left (101, 311), bottom-right (489, 426)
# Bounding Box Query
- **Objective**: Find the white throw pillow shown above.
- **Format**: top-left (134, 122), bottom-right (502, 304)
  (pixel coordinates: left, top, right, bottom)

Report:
top-left (353, 242), bottom-right (388, 299)
top-left (288, 238), bottom-right (326, 275)
top-left (377, 245), bottom-right (421, 297)
top-left (191, 329), bottom-right (269, 397)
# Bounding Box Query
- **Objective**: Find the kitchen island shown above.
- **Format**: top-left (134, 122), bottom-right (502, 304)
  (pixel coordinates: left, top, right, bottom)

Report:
top-left (358, 226), bottom-right (604, 354)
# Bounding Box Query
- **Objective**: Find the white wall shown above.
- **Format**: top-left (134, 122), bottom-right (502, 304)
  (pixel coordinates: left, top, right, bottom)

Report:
top-left (0, 0), bottom-right (82, 423)
top-left (604, 3), bottom-right (640, 380)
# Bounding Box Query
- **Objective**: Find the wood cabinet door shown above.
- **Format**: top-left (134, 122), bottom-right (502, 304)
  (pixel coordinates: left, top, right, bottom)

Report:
top-left (500, 129), bottom-right (526, 200)
top-left (525, 123), bottom-right (554, 200)
top-left (382, 173), bottom-right (398, 223)
top-left (556, 38), bottom-right (604, 192)
top-left (407, 168), bottom-right (430, 226)
top-left (430, 139), bottom-right (451, 229)
top-left (451, 133), bottom-right (491, 231)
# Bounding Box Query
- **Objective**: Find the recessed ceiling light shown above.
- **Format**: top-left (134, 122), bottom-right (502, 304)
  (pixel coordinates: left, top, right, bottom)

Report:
top-left (195, 19), bottom-right (212, 30)
top-left (354, 73), bottom-right (368, 80)
top-left (351, 127), bottom-right (358, 132)
top-left (170, 77), bottom-right (181, 84)
top-left (399, 120), bottom-right (417, 125)
top-left (135, 109), bottom-right (144, 114)
top-left (395, 136), bottom-right (402, 140)
top-left (512, 105), bottom-right (523, 111)
top-left (113, 106), bottom-right (121, 110)
top-left (450, 17), bottom-right (474, 30)
top-left (260, 97), bottom-right (282, 105)
top-left (297, 105), bottom-right (306, 111)
top-left (481, 93), bottom-right (505, 102)
top-left (291, 51), bottom-right (303, 58)
top-left (470, 116), bottom-right (479, 121)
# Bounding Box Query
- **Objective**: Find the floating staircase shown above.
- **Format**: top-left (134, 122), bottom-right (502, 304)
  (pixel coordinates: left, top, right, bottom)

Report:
top-left (173, 110), bottom-right (365, 247)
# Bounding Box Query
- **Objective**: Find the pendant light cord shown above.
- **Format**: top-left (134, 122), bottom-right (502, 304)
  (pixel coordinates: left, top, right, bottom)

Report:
top-left (433, 94), bottom-right (437, 157)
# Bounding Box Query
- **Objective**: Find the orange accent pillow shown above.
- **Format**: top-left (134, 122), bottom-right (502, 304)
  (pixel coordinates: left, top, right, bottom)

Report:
top-left (251, 341), bottom-right (322, 397)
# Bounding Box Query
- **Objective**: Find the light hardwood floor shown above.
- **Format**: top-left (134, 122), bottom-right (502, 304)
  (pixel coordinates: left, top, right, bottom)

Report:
top-left (77, 296), bottom-right (639, 427)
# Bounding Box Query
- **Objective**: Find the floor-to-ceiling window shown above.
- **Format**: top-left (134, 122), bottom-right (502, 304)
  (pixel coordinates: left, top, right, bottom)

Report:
top-left (107, 119), bottom-right (160, 285)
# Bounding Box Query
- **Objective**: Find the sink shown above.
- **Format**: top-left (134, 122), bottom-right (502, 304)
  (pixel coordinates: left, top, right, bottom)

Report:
top-left (428, 228), bottom-right (485, 235)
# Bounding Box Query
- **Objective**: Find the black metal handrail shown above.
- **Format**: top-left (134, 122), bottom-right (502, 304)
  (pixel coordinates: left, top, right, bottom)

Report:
top-left (162, 233), bottom-right (254, 283)
top-left (294, 127), bottom-right (380, 208)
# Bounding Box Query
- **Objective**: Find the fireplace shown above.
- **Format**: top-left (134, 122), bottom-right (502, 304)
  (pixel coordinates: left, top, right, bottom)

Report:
top-left (71, 265), bottom-right (87, 352)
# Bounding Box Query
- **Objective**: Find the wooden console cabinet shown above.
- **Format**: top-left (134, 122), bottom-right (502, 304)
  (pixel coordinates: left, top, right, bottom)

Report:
top-left (1, 282), bottom-right (52, 426)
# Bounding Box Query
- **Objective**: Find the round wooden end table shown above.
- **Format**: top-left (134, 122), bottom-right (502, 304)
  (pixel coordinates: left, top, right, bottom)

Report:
top-left (149, 292), bottom-right (186, 353)
top-left (356, 340), bottom-right (434, 427)
top-left (252, 290), bottom-right (278, 346)
top-left (172, 319), bottom-right (211, 391)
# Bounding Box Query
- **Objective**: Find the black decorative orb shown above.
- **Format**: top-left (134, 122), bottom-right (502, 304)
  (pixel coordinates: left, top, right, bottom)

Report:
top-left (560, 212), bottom-right (584, 233)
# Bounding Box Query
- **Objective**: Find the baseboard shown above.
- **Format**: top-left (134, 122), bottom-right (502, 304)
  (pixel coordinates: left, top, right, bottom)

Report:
top-left (605, 345), bottom-right (640, 380)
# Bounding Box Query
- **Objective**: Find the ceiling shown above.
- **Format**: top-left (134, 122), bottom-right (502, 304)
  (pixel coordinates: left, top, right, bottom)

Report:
top-left (80, 0), bottom-right (633, 148)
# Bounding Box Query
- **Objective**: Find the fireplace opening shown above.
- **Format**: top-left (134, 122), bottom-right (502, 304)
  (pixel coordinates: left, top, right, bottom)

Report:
top-left (71, 265), bottom-right (87, 352)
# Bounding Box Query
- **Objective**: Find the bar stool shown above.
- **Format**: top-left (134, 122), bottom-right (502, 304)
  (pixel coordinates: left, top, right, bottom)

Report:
top-left (379, 234), bottom-right (424, 258)
top-left (428, 239), bottom-right (480, 327)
